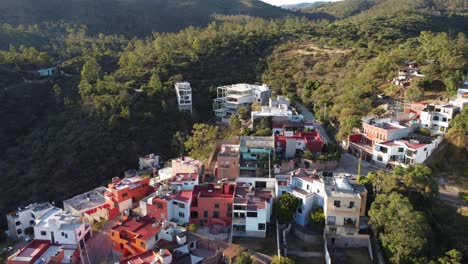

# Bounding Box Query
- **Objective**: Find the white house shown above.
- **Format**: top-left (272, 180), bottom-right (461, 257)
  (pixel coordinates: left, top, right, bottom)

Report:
top-left (175, 82), bottom-right (192, 113)
top-left (449, 88), bottom-right (468, 109)
top-left (373, 137), bottom-right (442, 167)
top-left (34, 208), bottom-right (89, 245)
top-left (6, 202), bottom-right (55, 239)
top-left (420, 103), bottom-right (460, 133)
top-left (171, 173), bottom-right (199, 192)
top-left (232, 182), bottom-right (273, 238)
top-left (139, 153), bottom-right (160, 171)
top-left (276, 168), bottom-right (324, 226)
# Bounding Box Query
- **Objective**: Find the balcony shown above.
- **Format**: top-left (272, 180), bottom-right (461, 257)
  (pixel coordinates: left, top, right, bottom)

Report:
top-left (232, 218), bottom-right (246, 225)
top-left (332, 206), bottom-right (356, 212)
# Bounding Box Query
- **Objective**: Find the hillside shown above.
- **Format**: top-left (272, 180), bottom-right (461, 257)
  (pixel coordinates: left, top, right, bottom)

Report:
top-left (0, 0), bottom-right (294, 36)
top-left (281, 2), bottom-right (328, 11)
top-left (304, 0), bottom-right (468, 19)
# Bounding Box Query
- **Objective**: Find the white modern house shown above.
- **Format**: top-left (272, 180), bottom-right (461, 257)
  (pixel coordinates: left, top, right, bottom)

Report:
top-left (420, 103), bottom-right (460, 133)
top-left (34, 208), bottom-right (89, 245)
top-left (276, 169), bottom-right (324, 226)
top-left (232, 182), bottom-right (273, 238)
top-left (139, 153), bottom-right (160, 171)
top-left (175, 82), bottom-right (192, 113)
top-left (6, 202), bottom-right (55, 239)
top-left (250, 104), bottom-right (304, 129)
top-left (450, 88), bottom-right (468, 109)
top-left (213, 83), bottom-right (272, 118)
top-left (372, 137), bottom-right (442, 167)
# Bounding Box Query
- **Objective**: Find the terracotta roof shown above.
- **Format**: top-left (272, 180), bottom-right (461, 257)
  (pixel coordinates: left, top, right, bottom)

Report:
top-left (171, 190), bottom-right (192, 203)
top-left (112, 217), bottom-right (160, 241)
top-left (223, 244), bottom-right (247, 259)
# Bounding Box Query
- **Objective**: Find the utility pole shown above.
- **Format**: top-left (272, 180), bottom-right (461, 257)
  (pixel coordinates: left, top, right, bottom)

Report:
top-left (357, 150), bottom-right (362, 180)
top-left (268, 151), bottom-right (271, 178)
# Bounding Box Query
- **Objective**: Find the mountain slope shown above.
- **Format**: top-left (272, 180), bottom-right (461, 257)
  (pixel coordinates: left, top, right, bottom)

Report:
top-left (0, 0), bottom-right (295, 36)
top-left (281, 2), bottom-right (328, 11)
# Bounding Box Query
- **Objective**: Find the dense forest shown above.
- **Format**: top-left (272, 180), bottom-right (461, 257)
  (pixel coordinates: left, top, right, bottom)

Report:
top-left (0, 0), bottom-right (467, 262)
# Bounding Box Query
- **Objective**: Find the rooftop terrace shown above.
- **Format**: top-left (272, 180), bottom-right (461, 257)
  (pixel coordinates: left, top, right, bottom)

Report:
top-left (63, 187), bottom-right (107, 211)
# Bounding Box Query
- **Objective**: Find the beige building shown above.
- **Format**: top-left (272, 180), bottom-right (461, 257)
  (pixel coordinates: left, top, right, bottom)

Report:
top-left (323, 177), bottom-right (368, 245)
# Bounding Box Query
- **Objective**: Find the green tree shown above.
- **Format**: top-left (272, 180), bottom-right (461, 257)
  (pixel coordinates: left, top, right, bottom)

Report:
top-left (141, 73), bottom-right (164, 95)
top-left (234, 252), bottom-right (253, 264)
top-left (184, 123), bottom-right (220, 161)
top-left (80, 59), bottom-right (101, 84)
top-left (237, 106), bottom-right (249, 120)
top-left (445, 107), bottom-right (468, 148)
top-left (369, 193), bottom-right (429, 264)
top-left (338, 115), bottom-right (362, 139)
top-left (310, 207), bottom-right (325, 229)
top-left (406, 85), bottom-right (423, 102)
top-left (437, 249), bottom-right (463, 264)
top-left (24, 226), bottom-right (34, 235)
top-left (171, 131), bottom-right (186, 157)
top-left (187, 223), bottom-right (198, 232)
top-left (277, 193), bottom-right (299, 224)
top-left (229, 114), bottom-right (242, 134)
top-left (401, 164), bottom-right (438, 197)
top-left (271, 255), bottom-right (295, 264)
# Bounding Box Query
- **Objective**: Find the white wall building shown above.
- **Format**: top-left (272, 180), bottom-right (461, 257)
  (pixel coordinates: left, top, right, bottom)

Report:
top-left (373, 137), bottom-right (442, 167)
top-left (420, 103), bottom-right (460, 133)
top-left (171, 173), bottom-right (199, 192)
top-left (213, 83), bottom-right (272, 118)
top-left (269, 95), bottom-right (291, 108)
top-left (34, 208), bottom-right (89, 245)
top-left (450, 88), bottom-right (468, 109)
top-left (232, 182), bottom-right (273, 238)
top-left (6, 202), bottom-right (55, 239)
top-left (139, 153), bottom-right (160, 171)
top-left (175, 82), bottom-right (192, 113)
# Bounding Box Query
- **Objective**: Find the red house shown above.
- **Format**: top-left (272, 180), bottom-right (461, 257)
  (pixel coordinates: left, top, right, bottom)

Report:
top-left (274, 130), bottom-right (323, 158)
top-left (105, 176), bottom-right (151, 213)
top-left (190, 183), bottom-right (235, 227)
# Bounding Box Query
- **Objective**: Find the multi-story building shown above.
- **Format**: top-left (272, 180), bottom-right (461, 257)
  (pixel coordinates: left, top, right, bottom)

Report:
top-left (171, 157), bottom-right (203, 178)
top-left (110, 216), bottom-right (161, 258)
top-left (250, 104), bottom-right (302, 129)
top-left (276, 169), bottom-right (324, 226)
top-left (239, 136), bottom-right (274, 177)
top-left (34, 207), bottom-right (89, 245)
top-left (105, 176), bottom-right (151, 213)
top-left (175, 82), bottom-right (192, 113)
top-left (232, 182), bottom-right (273, 238)
top-left (170, 173), bottom-right (199, 192)
top-left (213, 83), bottom-right (272, 118)
top-left (323, 177), bottom-right (368, 243)
top-left (7, 240), bottom-right (79, 264)
top-left (269, 95), bottom-right (291, 108)
top-left (6, 202), bottom-right (55, 240)
top-left (215, 144), bottom-right (240, 181)
top-left (190, 183), bottom-right (235, 227)
top-left (139, 190), bottom-right (192, 225)
top-left (420, 103), bottom-right (460, 133)
top-left (138, 153), bottom-right (160, 171)
top-left (450, 88), bottom-right (468, 108)
top-left (63, 186), bottom-right (119, 225)
top-left (373, 137), bottom-right (442, 167)
top-left (274, 130), bottom-right (323, 159)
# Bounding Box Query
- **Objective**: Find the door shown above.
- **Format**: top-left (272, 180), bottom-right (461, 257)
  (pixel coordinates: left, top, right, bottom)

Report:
top-left (51, 231), bottom-right (55, 243)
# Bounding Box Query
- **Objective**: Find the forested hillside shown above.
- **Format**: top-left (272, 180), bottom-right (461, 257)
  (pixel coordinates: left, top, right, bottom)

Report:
top-left (0, 0), bottom-right (294, 36)
top-left (0, 0), bottom-right (467, 261)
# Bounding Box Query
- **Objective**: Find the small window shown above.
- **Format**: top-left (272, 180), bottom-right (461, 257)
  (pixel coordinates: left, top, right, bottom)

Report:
top-left (258, 223), bottom-right (266, 230)
top-left (191, 211), bottom-right (198, 218)
top-left (184, 182), bottom-right (188, 185)
top-left (179, 212), bottom-right (185, 218)
top-left (122, 193), bottom-right (128, 198)
top-left (213, 211), bottom-right (219, 218)
top-left (203, 211), bottom-right (208, 218)
top-left (297, 208), bottom-right (302, 214)
top-left (227, 204), bottom-right (232, 212)
top-left (424, 147), bottom-right (427, 151)
top-left (30, 220), bottom-right (35, 225)
top-left (179, 203), bottom-right (185, 209)
top-left (214, 203), bottom-right (219, 209)
top-left (41, 231), bottom-right (46, 236)
top-left (17, 229), bottom-right (22, 234)
top-left (140, 241), bottom-right (145, 248)
top-left (61, 232), bottom-right (65, 236)
top-left (247, 212), bottom-right (257, 217)
top-left (349, 201), bottom-right (355, 208)
top-left (377, 155), bottom-right (383, 161)
top-left (227, 212), bottom-right (232, 218)
top-left (317, 189), bottom-right (320, 193)
top-left (398, 147), bottom-right (404, 153)
top-left (334, 200), bottom-right (341, 207)
top-left (65, 234), bottom-right (68, 239)
top-left (15, 221), bottom-right (20, 226)
top-left (173, 201), bottom-right (179, 206)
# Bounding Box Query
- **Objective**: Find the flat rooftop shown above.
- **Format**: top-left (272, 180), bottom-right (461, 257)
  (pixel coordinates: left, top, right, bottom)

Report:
top-left (218, 144), bottom-right (240, 157)
top-left (173, 157), bottom-right (202, 167)
top-left (240, 136), bottom-right (274, 149)
top-left (234, 184), bottom-right (273, 210)
top-left (35, 208), bottom-right (82, 230)
top-left (10, 240), bottom-right (76, 264)
top-left (324, 177), bottom-right (365, 198)
top-left (219, 83), bottom-right (270, 93)
top-left (63, 187), bottom-right (107, 211)
top-left (113, 176), bottom-right (146, 191)
top-left (172, 173), bottom-right (198, 183)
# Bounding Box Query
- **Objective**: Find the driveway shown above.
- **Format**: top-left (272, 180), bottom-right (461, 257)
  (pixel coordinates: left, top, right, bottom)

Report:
top-left (295, 102), bottom-right (332, 144)
top-left (335, 153), bottom-right (376, 178)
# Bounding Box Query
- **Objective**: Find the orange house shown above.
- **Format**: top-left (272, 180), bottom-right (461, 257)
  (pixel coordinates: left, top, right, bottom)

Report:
top-left (190, 183), bottom-right (235, 227)
top-left (106, 176), bottom-right (151, 212)
top-left (215, 145), bottom-right (240, 181)
top-left (110, 216), bottom-right (161, 259)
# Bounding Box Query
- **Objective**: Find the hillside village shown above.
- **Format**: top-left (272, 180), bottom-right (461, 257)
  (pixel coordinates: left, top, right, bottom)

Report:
top-left (4, 62), bottom-right (468, 264)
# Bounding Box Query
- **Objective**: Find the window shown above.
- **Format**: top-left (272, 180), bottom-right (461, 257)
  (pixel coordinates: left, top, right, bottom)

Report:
top-left (227, 212), bottom-right (232, 218)
top-left (297, 208), bottom-right (302, 214)
top-left (191, 211), bottom-right (198, 218)
top-left (30, 220), bottom-right (35, 225)
top-left (234, 205), bottom-right (246, 210)
top-left (15, 221), bottom-right (20, 226)
top-left (41, 231), bottom-right (47, 236)
top-left (380, 146), bottom-right (388, 153)
top-left (258, 223), bottom-right (266, 230)
top-left (329, 226), bottom-right (337, 233)
top-left (179, 203), bottom-right (185, 209)
top-left (140, 241), bottom-right (145, 248)
top-left (424, 147), bottom-right (427, 151)
top-left (17, 229), bottom-right (22, 234)
top-left (120, 243), bottom-right (124, 250)
top-left (213, 211), bottom-right (220, 218)
top-left (306, 185), bottom-right (310, 190)
top-left (333, 200), bottom-right (341, 207)
top-left (377, 155), bottom-right (383, 161)
top-left (442, 117), bottom-right (447, 122)
top-left (173, 201), bottom-right (179, 206)
top-left (179, 212), bottom-right (185, 218)
top-left (398, 147), bottom-right (404, 153)
top-left (184, 182), bottom-right (188, 185)
top-left (111, 232), bottom-right (115, 237)
top-left (31, 213), bottom-right (35, 219)
top-left (349, 201), bottom-right (355, 208)
top-left (214, 203), bottom-right (219, 209)
top-left (247, 212), bottom-right (257, 217)
top-left (227, 204), bottom-right (232, 212)
top-left (61, 232), bottom-right (65, 237)
top-left (255, 181), bottom-right (267, 188)
top-left (122, 193), bottom-right (128, 198)
top-left (203, 211), bottom-right (208, 218)
top-left (65, 234), bottom-right (68, 239)
top-left (317, 189), bottom-right (320, 193)
top-left (433, 116), bottom-right (439, 121)
top-left (327, 216), bottom-right (336, 225)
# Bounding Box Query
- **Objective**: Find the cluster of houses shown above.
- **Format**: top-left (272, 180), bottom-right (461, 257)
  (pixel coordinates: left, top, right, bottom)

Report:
top-left (347, 83), bottom-right (468, 168)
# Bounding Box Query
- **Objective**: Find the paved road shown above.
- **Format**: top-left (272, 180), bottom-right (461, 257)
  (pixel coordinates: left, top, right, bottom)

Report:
top-left (334, 153), bottom-right (376, 178)
top-left (84, 221), bottom-right (119, 264)
top-left (295, 102), bottom-right (332, 144)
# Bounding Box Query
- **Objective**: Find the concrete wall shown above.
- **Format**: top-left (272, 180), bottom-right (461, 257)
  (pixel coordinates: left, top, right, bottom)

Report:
top-left (301, 159), bottom-right (338, 171)
top-left (292, 227), bottom-right (321, 245)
